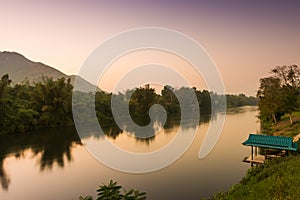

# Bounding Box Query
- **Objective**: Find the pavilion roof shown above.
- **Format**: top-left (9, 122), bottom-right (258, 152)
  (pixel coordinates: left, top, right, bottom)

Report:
top-left (242, 134), bottom-right (298, 151)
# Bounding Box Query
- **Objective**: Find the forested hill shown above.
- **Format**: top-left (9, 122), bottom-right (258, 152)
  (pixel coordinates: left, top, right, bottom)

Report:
top-left (0, 51), bottom-right (94, 92)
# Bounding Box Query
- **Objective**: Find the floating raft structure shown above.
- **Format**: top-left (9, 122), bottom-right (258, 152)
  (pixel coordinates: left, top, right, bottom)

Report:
top-left (243, 155), bottom-right (265, 164)
top-left (242, 134), bottom-right (298, 165)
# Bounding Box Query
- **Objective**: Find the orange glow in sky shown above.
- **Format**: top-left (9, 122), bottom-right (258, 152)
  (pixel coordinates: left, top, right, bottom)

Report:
top-left (1, 0), bottom-right (300, 95)
top-left (98, 49), bottom-right (206, 93)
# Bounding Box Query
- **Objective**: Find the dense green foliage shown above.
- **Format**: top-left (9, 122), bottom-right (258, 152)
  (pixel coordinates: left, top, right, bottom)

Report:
top-left (79, 180), bottom-right (146, 200)
top-left (73, 86), bottom-right (256, 134)
top-left (0, 74), bottom-right (256, 135)
top-left (258, 65), bottom-right (300, 126)
top-left (226, 94), bottom-right (257, 108)
top-left (211, 156), bottom-right (300, 200)
top-left (0, 74), bottom-right (73, 134)
top-left (33, 76), bottom-right (73, 127)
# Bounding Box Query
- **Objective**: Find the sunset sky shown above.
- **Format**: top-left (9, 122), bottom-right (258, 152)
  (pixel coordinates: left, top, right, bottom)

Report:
top-left (1, 0), bottom-right (300, 95)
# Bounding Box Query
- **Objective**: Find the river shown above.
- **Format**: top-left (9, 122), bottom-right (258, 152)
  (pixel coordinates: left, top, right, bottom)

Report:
top-left (0, 106), bottom-right (259, 200)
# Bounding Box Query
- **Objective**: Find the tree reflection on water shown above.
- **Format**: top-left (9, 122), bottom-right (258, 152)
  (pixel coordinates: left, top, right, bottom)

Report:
top-left (0, 113), bottom-right (212, 191)
top-left (0, 127), bottom-right (81, 190)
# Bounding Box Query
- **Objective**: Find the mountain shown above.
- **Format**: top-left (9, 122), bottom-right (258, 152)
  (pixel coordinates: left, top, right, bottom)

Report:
top-left (0, 51), bottom-right (96, 92)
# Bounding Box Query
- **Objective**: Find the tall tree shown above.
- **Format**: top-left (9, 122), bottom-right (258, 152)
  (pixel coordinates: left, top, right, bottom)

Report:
top-left (161, 85), bottom-right (175, 103)
top-left (257, 65), bottom-right (300, 124)
top-left (32, 76), bottom-right (73, 127)
top-left (11, 82), bottom-right (39, 132)
top-left (271, 65), bottom-right (300, 124)
top-left (0, 74), bottom-right (11, 98)
top-left (257, 77), bottom-right (282, 123)
top-left (0, 74), bottom-right (12, 134)
top-left (128, 87), bottom-right (158, 125)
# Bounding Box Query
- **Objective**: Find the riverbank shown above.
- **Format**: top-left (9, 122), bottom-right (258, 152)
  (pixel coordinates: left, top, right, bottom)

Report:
top-left (210, 156), bottom-right (300, 200)
top-left (264, 111), bottom-right (300, 138)
top-left (209, 112), bottom-right (300, 200)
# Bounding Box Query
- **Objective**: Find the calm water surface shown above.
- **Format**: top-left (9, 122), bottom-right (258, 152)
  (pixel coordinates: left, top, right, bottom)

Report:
top-left (0, 106), bottom-right (259, 200)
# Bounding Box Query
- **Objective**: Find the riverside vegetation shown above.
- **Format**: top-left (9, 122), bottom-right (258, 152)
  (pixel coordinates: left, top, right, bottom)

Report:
top-left (0, 74), bottom-right (256, 135)
top-left (210, 65), bottom-right (300, 200)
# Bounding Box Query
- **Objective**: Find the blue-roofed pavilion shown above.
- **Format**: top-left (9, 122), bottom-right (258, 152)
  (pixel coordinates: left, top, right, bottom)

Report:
top-left (243, 134), bottom-right (298, 151)
top-left (242, 134), bottom-right (298, 165)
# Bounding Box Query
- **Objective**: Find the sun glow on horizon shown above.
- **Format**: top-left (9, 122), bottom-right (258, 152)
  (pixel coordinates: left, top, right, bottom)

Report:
top-left (97, 49), bottom-right (207, 94)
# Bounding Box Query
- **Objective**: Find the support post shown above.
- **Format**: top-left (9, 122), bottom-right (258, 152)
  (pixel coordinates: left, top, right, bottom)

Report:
top-left (251, 146), bottom-right (254, 167)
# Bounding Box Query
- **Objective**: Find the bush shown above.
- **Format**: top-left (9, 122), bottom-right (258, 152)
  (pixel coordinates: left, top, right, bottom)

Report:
top-left (79, 180), bottom-right (147, 200)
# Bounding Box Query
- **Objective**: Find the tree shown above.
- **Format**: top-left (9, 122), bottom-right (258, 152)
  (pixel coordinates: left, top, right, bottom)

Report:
top-left (0, 74), bottom-right (13, 134)
top-left (257, 77), bottom-right (282, 123)
top-left (272, 65), bottom-right (300, 88)
top-left (257, 65), bottom-right (300, 124)
top-left (0, 74), bottom-right (11, 97)
top-left (271, 65), bottom-right (300, 124)
top-left (161, 85), bottom-right (175, 103)
top-left (161, 85), bottom-right (180, 116)
top-left (32, 76), bottom-right (73, 127)
top-left (10, 81), bottom-right (39, 132)
top-left (195, 89), bottom-right (211, 113)
top-left (95, 91), bottom-right (114, 125)
top-left (128, 87), bottom-right (158, 125)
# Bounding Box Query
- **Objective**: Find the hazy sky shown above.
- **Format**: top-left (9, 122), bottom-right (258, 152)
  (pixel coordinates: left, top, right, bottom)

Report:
top-left (1, 0), bottom-right (300, 95)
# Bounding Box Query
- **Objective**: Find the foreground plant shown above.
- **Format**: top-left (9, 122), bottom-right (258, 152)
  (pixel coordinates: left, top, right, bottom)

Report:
top-left (79, 180), bottom-right (146, 200)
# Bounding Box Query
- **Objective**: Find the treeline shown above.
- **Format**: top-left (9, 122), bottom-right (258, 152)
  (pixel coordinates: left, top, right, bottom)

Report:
top-left (68, 85), bottom-right (257, 133)
top-left (257, 65), bottom-right (300, 126)
top-left (226, 93), bottom-right (257, 108)
top-left (0, 74), bottom-right (257, 135)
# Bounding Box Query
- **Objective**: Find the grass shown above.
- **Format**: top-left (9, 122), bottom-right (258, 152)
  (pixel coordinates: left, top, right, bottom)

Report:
top-left (267, 112), bottom-right (300, 137)
top-left (210, 156), bottom-right (300, 200)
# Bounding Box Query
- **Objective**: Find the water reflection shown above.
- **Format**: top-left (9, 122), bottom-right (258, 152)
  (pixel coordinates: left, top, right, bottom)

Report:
top-left (0, 107), bottom-right (255, 192)
top-left (0, 159), bottom-right (10, 190)
top-left (0, 127), bottom-right (81, 190)
top-left (101, 113), bottom-right (212, 141)
top-left (226, 106), bottom-right (257, 115)
top-left (0, 106), bottom-right (259, 199)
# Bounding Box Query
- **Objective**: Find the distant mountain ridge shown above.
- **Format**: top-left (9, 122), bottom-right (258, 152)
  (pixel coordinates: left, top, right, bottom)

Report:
top-left (0, 51), bottom-right (95, 92)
